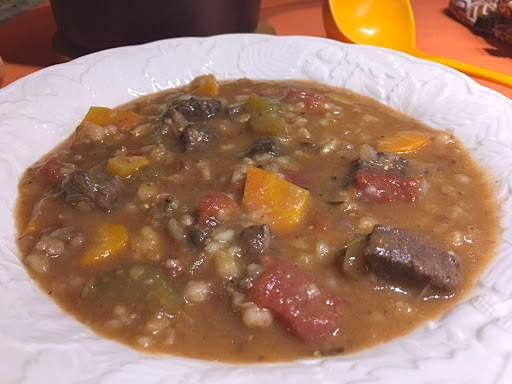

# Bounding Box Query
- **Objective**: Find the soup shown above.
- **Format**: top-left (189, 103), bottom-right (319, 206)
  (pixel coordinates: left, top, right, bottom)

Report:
top-left (16, 75), bottom-right (499, 362)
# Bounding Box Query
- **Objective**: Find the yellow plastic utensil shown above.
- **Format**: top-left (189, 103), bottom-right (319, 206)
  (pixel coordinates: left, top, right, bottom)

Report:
top-left (323, 0), bottom-right (512, 88)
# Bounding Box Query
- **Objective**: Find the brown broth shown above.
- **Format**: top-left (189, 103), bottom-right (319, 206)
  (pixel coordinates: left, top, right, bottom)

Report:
top-left (16, 77), bottom-right (499, 362)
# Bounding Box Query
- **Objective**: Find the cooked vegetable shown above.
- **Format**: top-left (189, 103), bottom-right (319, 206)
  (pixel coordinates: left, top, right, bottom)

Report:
top-left (282, 88), bottom-right (327, 111)
top-left (82, 261), bottom-right (183, 315)
top-left (24, 216), bottom-right (40, 236)
top-left (106, 155), bottom-right (150, 178)
top-left (354, 171), bottom-right (424, 203)
top-left (40, 158), bottom-right (63, 186)
top-left (199, 193), bottom-right (238, 226)
top-left (247, 260), bottom-right (340, 340)
top-left (244, 93), bottom-right (283, 112)
top-left (377, 131), bottom-right (429, 153)
top-left (244, 94), bottom-right (287, 136)
top-left (193, 79), bottom-right (219, 97)
top-left (73, 107), bottom-right (140, 146)
top-left (81, 106), bottom-right (138, 129)
top-left (249, 110), bottom-right (287, 136)
top-left (81, 223), bottom-right (129, 266)
top-left (242, 166), bottom-right (310, 230)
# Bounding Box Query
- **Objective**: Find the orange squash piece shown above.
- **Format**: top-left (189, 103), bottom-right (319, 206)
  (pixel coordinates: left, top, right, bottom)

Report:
top-left (242, 166), bottom-right (310, 231)
top-left (193, 80), bottom-right (219, 97)
top-left (78, 106), bottom-right (140, 130)
top-left (81, 223), bottom-right (129, 266)
top-left (377, 131), bottom-right (429, 153)
top-left (73, 106), bottom-right (140, 146)
top-left (106, 155), bottom-right (150, 178)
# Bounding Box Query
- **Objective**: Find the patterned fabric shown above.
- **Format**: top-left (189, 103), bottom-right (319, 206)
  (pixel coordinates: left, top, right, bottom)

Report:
top-left (449, 0), bottom-right (512, 45)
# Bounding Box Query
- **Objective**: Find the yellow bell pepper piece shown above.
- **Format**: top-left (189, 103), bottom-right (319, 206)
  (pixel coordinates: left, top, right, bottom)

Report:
top-left (23, 215), bottom-right (40, 236)
top-left (193, 80), bottom-right (219, 97)
top-left (377, 131), bottom-right (429, 153)
top-left (106, 155), bottom-right (150, 178)
top-left (81, 223), bottom-right (129, 266)
top-left (242, 166), bottom-right (310, 231)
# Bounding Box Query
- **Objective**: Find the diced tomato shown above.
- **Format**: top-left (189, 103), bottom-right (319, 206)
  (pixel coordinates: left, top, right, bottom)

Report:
top-left (354, 172), bottom-right (424, 203)
top-left (198, 193), bottom-right (238, 226)
top-left (247, 260), bottom-right (340, 340)
top-left (282, 171), bottom-right (310, 189)
top-left (282, 89), bottom-right (328, 112)
top-left (40, 158), bottom-right (63, 186)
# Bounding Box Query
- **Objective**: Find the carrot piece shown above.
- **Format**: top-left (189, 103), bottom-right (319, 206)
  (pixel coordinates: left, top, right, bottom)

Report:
top-left (193, 80), bottom-right (219, 97)
top-left (242, 166), bottom-right (310, 231)
top-left (377, 131), bottom-right (429, 153)
top-left (81, 223), bottom-right (129, 266)
top-left (106, 155), bottom-right (150, 178)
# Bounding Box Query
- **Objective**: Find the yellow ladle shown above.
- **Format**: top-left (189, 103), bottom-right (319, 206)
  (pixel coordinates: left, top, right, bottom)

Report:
top-left (323, 0), bottom-right (512, 88)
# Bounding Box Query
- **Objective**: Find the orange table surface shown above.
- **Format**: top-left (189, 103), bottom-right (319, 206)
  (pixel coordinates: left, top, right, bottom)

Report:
top-left (0, 0), bottom-right (511, 99)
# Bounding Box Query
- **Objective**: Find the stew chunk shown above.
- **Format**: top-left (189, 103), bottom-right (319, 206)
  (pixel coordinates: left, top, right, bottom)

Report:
top-left (247, 260), bottom-right (340, 340)
top-left (61, 169), bottom-right (124, 211)
top-left (240, 224), bottom-right (272, 262)
top-left (180, 124), bottom-right (219, 152)
top-left (347, 144), bottom-right (409, 182)
top-left (171, 96), bottom-right (223, 120)
top-left (365, 225), bottom-right (460, 291)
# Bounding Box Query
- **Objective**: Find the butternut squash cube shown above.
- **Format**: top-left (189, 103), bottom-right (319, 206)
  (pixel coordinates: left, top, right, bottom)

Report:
top-left (242, 166), bottom-right (310, 230)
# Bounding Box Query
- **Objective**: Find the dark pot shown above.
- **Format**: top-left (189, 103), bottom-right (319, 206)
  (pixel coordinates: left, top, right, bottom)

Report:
top-left (50, 0), bottom-right (261, 52)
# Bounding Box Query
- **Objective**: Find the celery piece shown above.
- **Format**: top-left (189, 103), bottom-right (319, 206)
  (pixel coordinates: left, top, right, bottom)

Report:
top-left (83, 262), bottom-right (183, 315)
top-left (249, 110), bottom-right (287, 136)
top-left (244, 94), bottom-right (284, 113)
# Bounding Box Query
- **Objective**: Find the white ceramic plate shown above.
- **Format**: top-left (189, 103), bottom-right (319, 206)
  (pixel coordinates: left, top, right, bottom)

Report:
top-left (1, 34), bottom-right (512, 384)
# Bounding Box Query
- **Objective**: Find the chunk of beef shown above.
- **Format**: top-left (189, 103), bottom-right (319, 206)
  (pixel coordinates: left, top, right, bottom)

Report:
top-left (187, 226), bottom-right (209, 248)
top-left (240, 225), bottom-right (272, 262)
top-left (246, 137), bottom-right (280, 157)
top-left (345, 144), bottom-right (409, 186)
top-left (364, 225), bottom-right (460, 291)
top-left (171, 97), bottom-right (223, 120)
top-left (162, 107), bottom-right (187, 136)
top-left (61, 169), bottom-right (124, 211)
top-left (180, 124), bottom-right (218, 152)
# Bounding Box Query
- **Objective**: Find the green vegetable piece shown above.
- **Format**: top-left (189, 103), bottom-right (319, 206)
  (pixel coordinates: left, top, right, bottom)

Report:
top-left (83, 262), bottom-right (183, 315)
top-left (327, 200), bottom-right (345, 206)
top-left (132, 165), bottom-right (161, 183)
top-left (145, 134), bottom-right (164, 145)
top-left (249, 110), bottom-right (287, 136)
top-left (244, 93), bottom-right (284, 113)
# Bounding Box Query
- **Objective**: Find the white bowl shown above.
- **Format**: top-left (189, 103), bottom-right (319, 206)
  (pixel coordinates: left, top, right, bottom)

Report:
top-left (1, 34), bottom-right (512, 384)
